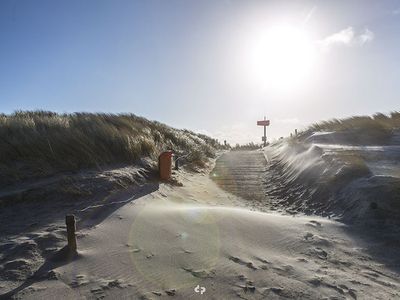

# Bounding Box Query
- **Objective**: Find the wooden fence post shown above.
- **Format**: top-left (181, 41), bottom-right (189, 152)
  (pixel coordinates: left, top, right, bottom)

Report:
top-left (65, 215), bottom-right (77, 252)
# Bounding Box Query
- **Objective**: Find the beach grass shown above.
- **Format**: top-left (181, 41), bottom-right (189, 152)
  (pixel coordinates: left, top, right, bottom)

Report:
top-left (0, 111), bottom-right (220, 185)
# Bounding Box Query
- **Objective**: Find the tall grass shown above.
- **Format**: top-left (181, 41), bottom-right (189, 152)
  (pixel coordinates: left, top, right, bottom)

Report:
top-left (232, 142), bottom-right (261, 151)
top-left (0, 111), bottom-right (220, 185)
top-left (309, 112), bottom-right (400, 131)
top-left (301, 111), bottom-right (400, 144)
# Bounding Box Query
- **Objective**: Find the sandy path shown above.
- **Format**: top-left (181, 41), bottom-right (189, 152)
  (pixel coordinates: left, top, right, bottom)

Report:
top-left (3, 159), bottom-right (400, 299)
top-left (211, 151), bottom-right (268, 203)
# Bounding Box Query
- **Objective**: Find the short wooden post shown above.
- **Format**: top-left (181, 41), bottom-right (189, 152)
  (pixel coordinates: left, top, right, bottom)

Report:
top-left (65, 215), bottom-right (77, 252)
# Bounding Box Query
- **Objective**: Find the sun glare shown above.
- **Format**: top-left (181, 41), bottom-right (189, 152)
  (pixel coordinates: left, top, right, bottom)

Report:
top-left (246, 24), bottom-right (317, 92)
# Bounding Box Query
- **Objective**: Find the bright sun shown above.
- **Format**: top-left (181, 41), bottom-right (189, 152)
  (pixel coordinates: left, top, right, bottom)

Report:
top-left (246, 24), bottom-right (316, 92)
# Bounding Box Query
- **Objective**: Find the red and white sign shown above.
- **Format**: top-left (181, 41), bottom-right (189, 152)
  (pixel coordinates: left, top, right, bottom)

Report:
top-left (257, 120), bottom-right (270, 126)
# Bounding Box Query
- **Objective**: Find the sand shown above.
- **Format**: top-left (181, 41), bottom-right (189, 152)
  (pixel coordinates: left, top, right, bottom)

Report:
top-left (1, 163), bottom-right (400, 299)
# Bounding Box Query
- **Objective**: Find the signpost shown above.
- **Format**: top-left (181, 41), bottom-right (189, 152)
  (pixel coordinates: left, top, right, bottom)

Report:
top-left (257, 117), bottom-right (270, 147)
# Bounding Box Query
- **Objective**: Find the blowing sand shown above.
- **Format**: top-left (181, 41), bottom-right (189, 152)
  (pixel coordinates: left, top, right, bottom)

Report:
top-left (1, 166), bottom-right (399, 299)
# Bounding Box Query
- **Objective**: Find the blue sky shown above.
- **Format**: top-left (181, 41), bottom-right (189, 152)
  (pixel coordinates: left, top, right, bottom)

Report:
top-left (1, 0), bottom-right (400, 143)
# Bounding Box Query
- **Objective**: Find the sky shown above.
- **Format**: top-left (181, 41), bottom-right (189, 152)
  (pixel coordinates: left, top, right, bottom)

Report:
top-left (1, 0), bottom-right (400, 144)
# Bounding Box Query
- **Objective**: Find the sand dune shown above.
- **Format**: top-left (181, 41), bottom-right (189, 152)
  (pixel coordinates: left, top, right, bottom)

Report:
top-left (2, 168), bottom-right (399, 299)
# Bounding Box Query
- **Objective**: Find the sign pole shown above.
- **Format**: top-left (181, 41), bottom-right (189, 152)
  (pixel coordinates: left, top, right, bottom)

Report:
top-left (263, 116), bottom-right (267, 147)
top-left (257, 117), bottom-right (270, 148)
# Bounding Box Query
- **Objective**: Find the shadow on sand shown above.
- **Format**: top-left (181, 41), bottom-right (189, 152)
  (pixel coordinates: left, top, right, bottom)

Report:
top-left (0, 182), bottom-right (159, 299)
top-left (0, 246), bottom-right (79, 300)
top-left (344, 223), bottom-right (400, 276)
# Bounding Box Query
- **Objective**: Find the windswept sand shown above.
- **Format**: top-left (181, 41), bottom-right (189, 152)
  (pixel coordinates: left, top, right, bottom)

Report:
top-left (1, 165), bottom-right (400, 299)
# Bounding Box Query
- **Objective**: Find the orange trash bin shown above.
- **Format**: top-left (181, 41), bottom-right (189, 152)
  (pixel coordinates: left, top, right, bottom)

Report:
top-left (159, 151), bottom-right (173, 180)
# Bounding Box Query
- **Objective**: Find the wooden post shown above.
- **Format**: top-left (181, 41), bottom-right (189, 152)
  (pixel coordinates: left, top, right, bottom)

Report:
top-left (66, 215), bottom-right (77, 252)
top-left (263, 116), bottom-right (268, 147)
top-left (263, 125), bottom-right (267, 147)
top-left (257, 117), bottom-right (270, 147)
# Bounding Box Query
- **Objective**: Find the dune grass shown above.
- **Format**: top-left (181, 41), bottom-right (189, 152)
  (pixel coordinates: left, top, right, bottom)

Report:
top-left (231, 142), bottom-right (261, 151)
top-left (309, 112), bottom-right (400, 131)
top-left (0, 111), bottom-right (220, 185)
top-left (328, 150), bottom-right (371, 185)
top-left (300, 111), bottom-right (400, 144)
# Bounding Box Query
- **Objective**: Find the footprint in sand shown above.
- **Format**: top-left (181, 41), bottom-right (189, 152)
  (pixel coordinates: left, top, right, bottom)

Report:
top-left (263, 286), bottom-right (284, 296)
top-left (304, 232), bottom-right (314, 240)
top-left (238, 283), bottom-right (256, 293)
top-left (306, 220), bottom-right (323, 229)
top-left (165, 289), bottom-right (176, 296)
top-left (308, 277), bottom-right (323, 286)
top-left (310, 247), bottom-right (328, 260)
top-left (296, 257), bottom-right (308, 263)
top-left (255, 257), bottom-right (271, 264)
top-left (255, 257), bottom-right (271, 270)
top-left (304, 232), bottom-right (333, 248)
top-left (312, 236), bottom-right (333, 247)
top-left (126, 244), bottom-right (142, 253)
top-left (238, 274), bottom-right (247, 281)
top-left (272, 264), bottom-right (295, 276)
top-left (181, 248), bottom-right (193, 254)
top-left (349, 280), bottom-right (371, 287)
top-left (182, 267), bottom-right (214, 278)
top-left (146, 253), bottom-right (154, 259)
top-left (70, 274), bottom-right (90, 288)
top-left (228, 255), bottom-right (257, 270)
top-left (328, 283), bottom-right (357, 299)
top-left (90, 279), bottom-right (129, 299)
top-left (100, 278), bottom-right (129, 289)
top-left (90, 286), bottom-right (105, 298)
top-left (43, 270), bottom-right (60, 280)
